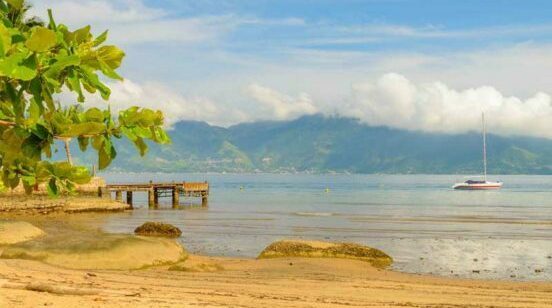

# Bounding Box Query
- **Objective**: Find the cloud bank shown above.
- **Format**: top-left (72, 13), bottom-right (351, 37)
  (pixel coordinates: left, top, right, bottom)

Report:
top-left (61, 80), bottom-right (248, 127)
top-left (61, 74), bottom-right (552, 139)
top-left (346, 73), bottom-right (552, 138)
top-left (246, 84), bottom-right (318, 120)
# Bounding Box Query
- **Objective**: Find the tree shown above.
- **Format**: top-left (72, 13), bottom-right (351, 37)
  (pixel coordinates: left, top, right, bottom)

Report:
top-left (0, 0), bottom-right (170, 195)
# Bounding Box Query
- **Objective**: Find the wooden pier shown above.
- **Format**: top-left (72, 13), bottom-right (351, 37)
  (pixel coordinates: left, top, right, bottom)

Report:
top-left (101, 181), bottom-right (209, 208)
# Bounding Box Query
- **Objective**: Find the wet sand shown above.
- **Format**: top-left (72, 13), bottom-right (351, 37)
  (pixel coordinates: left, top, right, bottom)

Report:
top-left (1, 255), bottom-right (551, 307)
top-left (0, 218), bottom-right (550, 307)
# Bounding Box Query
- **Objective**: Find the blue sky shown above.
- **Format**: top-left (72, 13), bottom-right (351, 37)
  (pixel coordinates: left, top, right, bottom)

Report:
top-left (29, 1), bottom-right (552, 138)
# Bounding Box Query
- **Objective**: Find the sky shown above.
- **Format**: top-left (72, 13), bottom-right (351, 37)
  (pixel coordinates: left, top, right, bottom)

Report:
top-left (28, 0), bottom-right (552, 138)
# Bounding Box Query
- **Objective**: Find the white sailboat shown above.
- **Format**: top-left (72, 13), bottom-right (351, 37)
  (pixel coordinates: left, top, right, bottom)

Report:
top-left (453, 113), bottom-right (503, 190)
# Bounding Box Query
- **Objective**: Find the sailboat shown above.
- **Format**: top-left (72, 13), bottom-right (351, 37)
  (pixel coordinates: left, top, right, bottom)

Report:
top-left (453, 113), bottom-right (503, 190)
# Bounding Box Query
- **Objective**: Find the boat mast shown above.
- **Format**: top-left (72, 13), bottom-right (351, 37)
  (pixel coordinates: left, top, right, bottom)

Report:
top-left (482, 112), bottom-right (487, 182)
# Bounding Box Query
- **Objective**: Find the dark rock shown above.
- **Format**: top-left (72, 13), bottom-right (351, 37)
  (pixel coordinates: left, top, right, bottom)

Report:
top-left (258, 240), bottom-right (393, 268)
top-left (134, 222), bottom-right (182, 238)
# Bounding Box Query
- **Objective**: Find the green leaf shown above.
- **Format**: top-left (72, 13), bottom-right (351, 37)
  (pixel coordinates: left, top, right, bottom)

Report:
top-left (29, 77), bottom-right (42, 101)
top-left (98, 58), bottom-right (123, 80)
top-left (31, 124), bottom-right (50, 139)
top-left (84, 108), bottom-right (104, 122)
top-left (79, 68), bottom-right (110, 99)
top-left (0, 52), bottom-right (37, 80)
top-left (58, 122), bottom-right (106, 138)
top-left (98, 143), bottom-right (110, 169)
top-left (77, 136), bottom-right (89, 151)
top-left (133, 137), bottom-right (148, 156)
top-left (0, 23), bottom-right (11, 56)
top-left (72, 25), bottom-right (91, 44)
top-left (26, 27), bottom-right (57, 52)
top-left (21, 175), bottom-right (36, 187)
top-left (67, 74), bottom-right (84, 102)
top-left (70, 166), bottom-right (91, 184)
top-left (8, 174), bottom-right (19, 189)
top-left (47, 178), bottom-right (58, 197)
top-left (47, 9), bottom-right (57, 31)
top-left (6, 0), bottom-right (22, 10)
top-left (91, 135), bottom-right (103, 150)
top-left (21, 136), bottom-right (42, 161)
top-left (97, 45), bottom-right (125, 70)
top-left (121, 126), bottom-right (137, 141)
top-left (93, 30), bottom-right (108, 47)
top-left (98, 137), bottom-right (116, 169)
top-left (44, 55), bottom-right (80, 78)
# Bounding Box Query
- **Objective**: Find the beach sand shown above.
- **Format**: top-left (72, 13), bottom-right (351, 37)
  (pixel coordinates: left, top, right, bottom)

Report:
top-left (1, 253), bottom-right (551, 307)
top-left (0, 214), bottom-right (550, 307)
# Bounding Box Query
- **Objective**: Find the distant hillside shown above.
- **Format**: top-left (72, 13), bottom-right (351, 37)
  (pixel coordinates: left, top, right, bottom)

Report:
top-left (65, 114), bottom-right (552, 174)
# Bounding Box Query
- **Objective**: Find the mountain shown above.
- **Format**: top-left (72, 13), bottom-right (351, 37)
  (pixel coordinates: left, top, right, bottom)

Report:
top-left (66, 114), bottom-right (552, 174)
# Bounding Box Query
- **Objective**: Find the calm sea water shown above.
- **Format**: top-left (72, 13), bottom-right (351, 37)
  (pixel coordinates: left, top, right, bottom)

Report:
top-left (99, 173), bottom-right (552, 281)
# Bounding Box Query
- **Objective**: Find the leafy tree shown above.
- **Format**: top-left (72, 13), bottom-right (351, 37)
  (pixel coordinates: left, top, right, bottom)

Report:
top-left (0, 0), bottom-right (170, 195)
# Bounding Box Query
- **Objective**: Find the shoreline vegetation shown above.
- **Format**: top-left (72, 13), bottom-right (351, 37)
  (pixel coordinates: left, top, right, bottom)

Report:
top-left (0, 209), bottom-right (551, 307)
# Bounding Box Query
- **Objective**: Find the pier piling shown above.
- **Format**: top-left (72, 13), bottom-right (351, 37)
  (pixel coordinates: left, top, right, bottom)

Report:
top-left (153, 188), bottom-right (159, 207)
top-left (115, 190), bottom-right (122, 202)
top-left (172, 188), bottom-right (179, 208)
top-left (148, 188), bottom-right (155, 207)
top-left (104, 181), bottom-right (209, 209)
top-left (126, 191), bottom-right (133, 208)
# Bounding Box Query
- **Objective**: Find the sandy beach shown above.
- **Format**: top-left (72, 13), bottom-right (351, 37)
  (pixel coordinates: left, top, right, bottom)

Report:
top-left (0, 215), bottom-right (551, 308)
top-left (0, 190), bottom-right (551, 307)
top-left (1, 254), bottom-right (551, 307)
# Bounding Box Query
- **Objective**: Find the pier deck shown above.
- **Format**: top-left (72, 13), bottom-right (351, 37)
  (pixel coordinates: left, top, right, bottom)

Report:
top-left (101, 181), bottom-right (209, 208)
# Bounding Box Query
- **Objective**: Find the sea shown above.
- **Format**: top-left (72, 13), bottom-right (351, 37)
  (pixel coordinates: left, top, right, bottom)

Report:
top-left (98, 173), bottom-right (552, 281)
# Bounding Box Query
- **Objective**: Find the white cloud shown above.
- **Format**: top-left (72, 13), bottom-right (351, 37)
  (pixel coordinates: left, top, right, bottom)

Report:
top-left (30, 0), bottom-right (166, 25)
top-left (28, 1), bottom-right (305, 45)
top-left (246, 84), bottom-right (318, 120)
top-left (345, 73), bottom-right (552, 138)
top-left (29, 0), bottom-right (237, 45)
top-left (61, 79), bottom-right (248, 127)
top-left (332, 23), bottom-right (552, 41)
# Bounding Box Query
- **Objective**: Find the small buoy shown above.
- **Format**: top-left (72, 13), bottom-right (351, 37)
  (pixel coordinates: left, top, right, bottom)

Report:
top-left (324, 188), bottom-right (330, 193)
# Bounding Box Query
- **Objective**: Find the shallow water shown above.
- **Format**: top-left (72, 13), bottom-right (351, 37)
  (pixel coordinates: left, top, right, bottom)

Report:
top-left (97, 173), bottom-right (552, 281)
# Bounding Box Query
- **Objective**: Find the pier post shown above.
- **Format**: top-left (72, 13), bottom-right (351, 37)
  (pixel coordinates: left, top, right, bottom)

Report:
top-left (172, 187), bottom-right (179, 208)
top-left (126, 191), bottom-right (133, 208)
top-left (148, 188), bottom-right (155, 207)
top-left (115, 190), bottom-right (123, 202)
top-left (98, 186), bottom-right (109, 199)
top-left (153, 188), bottom-right (159, 207)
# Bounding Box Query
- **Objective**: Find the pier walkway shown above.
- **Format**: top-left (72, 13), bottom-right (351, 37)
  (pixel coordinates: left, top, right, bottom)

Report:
top-left (101, 181), bottom-right (209, 208)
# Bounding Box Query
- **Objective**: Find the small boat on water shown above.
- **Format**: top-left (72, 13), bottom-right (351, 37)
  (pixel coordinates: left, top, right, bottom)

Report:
top-left (453, 113), bottom-right (502, 190)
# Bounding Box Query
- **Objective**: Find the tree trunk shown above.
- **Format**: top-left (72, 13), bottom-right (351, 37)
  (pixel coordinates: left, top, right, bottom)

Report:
top-left (63, 138), bottom-right (73, 165)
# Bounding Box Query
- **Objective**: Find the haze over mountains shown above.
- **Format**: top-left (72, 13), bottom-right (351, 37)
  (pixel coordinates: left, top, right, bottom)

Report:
top-left (70, 114), bottom-right (552, 174)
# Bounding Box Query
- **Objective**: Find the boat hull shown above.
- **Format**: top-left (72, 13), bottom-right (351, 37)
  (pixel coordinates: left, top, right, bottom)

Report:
top-left (453, 182), bottom-right (503, 190)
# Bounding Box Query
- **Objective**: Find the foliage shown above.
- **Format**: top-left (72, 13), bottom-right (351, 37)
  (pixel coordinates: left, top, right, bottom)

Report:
top-left (0, 1), bottom-right (170, 195)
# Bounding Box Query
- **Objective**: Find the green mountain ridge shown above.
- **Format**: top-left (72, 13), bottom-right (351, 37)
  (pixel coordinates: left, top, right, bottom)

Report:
top-left (66, 114), bottom-right (552, 174)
